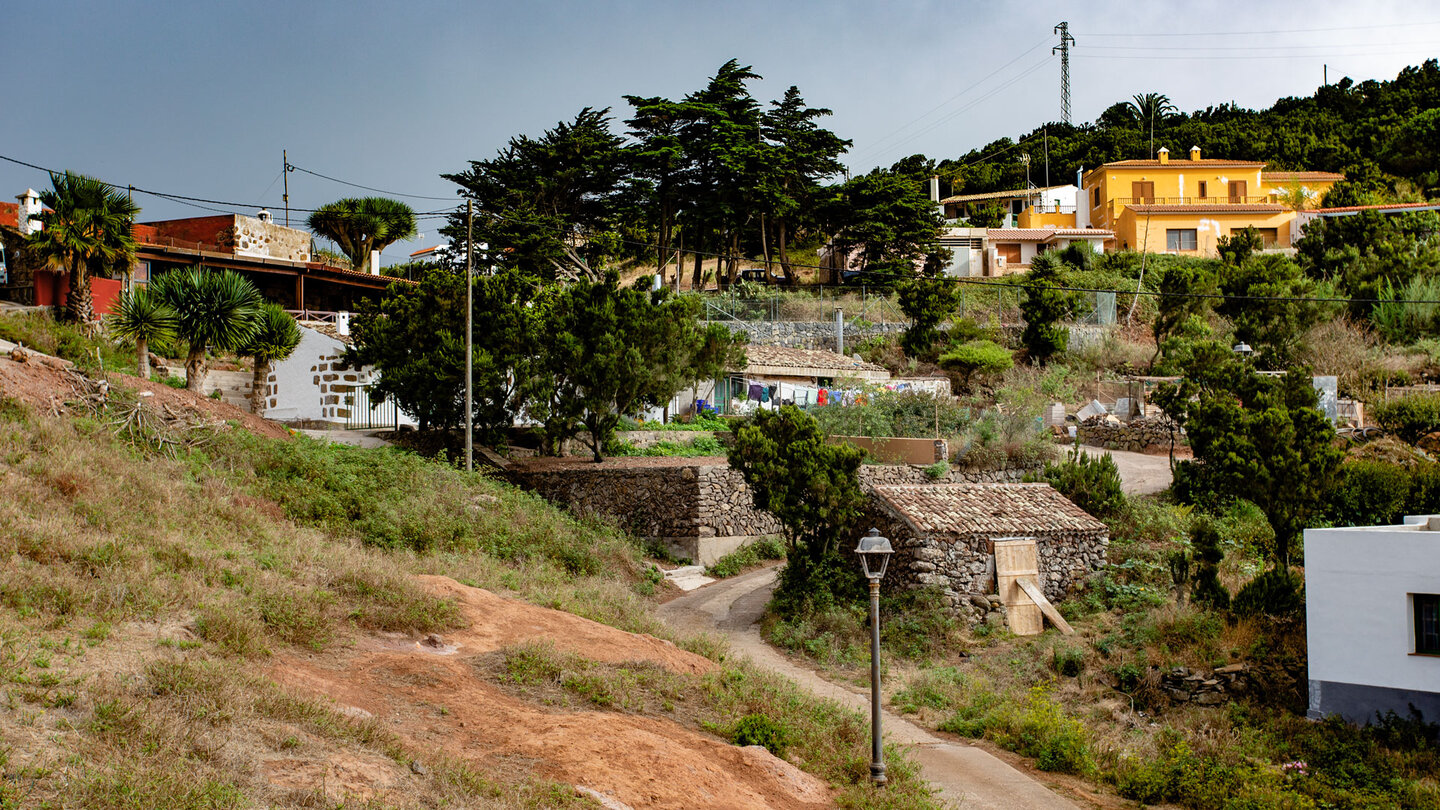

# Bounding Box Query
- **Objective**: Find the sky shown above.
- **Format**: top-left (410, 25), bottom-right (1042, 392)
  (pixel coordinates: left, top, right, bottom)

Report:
top-left (4, 0), bottom-right (1436, 262)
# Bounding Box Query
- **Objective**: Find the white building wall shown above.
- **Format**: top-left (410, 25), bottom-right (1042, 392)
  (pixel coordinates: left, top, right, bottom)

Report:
top-left (1305, 517), bottom-right (1440, 722)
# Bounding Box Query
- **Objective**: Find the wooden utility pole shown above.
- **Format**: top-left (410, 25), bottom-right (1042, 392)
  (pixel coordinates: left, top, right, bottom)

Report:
top-left (282, 150), bottom-right (290, 227)
top-left (465, 199), bottom-right (474, 473)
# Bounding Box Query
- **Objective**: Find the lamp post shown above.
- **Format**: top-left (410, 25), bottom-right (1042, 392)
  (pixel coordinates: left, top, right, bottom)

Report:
top-left (855, 527), bottom-right (894, 787)
top-left (1232, 341), bottom-right (1254, 359)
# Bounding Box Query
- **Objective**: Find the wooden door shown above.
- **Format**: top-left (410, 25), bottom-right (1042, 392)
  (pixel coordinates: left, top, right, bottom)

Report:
top-left (994, 538), bottom-right (1043, 635)
top-left (1131, 181), bottom-right (1155, 204)
top-left (1229, 179), bottom-right (1248, 203)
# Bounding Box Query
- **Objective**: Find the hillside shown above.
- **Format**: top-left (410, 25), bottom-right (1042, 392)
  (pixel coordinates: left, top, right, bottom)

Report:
top-left (0, 354), bottom-right (937, 809)
top-left (937, 60), bottom-right (1440, 202)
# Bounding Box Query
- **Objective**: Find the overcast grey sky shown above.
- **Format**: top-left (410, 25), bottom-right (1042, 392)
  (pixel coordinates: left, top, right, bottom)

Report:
top-left (4, 0), bottom-right (1435, 261)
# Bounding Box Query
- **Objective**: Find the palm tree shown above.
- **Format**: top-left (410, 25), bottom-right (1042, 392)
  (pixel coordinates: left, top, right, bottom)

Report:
top-left (149, 266), bottom-right (263, 392)
top-left (1127, 93), bottom-right (1178, 158)
top-left (238, 303), bottom-right (301, 416)
top-left (306, 197), bottom-right (417, 274)
top-left (106, 288), bottom-right (177, 380)
top-left (28, 171), bottom-right (140, 325)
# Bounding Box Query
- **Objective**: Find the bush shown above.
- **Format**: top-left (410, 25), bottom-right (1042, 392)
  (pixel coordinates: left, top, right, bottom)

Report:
top-left (1051, 647), bottom-right (1085, 677)
top-left (1232, 567), bottom-right (1305, 619)
top-left (1030, 448), bottom-right (1125, 519)
top-left (938, 340), bottom-right (1013, 389)
top-left (730, 713), bottom-right (792, 758)
top-left (705, 537), bottom-right (786, 578)
top-left (1373, 393), bottom-right (1440, 444)
top-left (1326, 459), bottom-right (1412, 526)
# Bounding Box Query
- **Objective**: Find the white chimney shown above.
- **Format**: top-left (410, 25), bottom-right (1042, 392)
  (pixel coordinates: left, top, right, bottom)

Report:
top-left (16, 189), bottom-right (42, 236)
top-left (257, 208), bottom-right (273, 223)
top-left (929, 175), bottom-right (940, 205)
top-left (337, 311), bottom-right (351, 337)
top-left (369, 249), bottom-right (380, 275)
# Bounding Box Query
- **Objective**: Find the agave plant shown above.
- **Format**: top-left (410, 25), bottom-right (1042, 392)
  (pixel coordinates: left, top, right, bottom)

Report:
top-left (106, 287), bottom-right (177, 380)
top-left (149, 266), bottom-right (263, 392)
top-left (238, 303), bottom-right (302, 416)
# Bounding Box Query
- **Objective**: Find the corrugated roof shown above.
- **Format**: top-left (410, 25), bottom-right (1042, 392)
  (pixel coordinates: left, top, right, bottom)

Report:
top-left (874, 483), bottom-right (1108, 537)
top-left (1127, 203), bottom-right (1285, 214)
top-left (1263, 171), bottom-right (1345, 182)
top-left (739, 345), bottom-right (890, 380)
top-left (940, 184), bottom-right (1071, 205)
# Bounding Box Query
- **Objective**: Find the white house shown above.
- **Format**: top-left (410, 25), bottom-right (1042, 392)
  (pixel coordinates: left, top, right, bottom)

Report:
top-left (1305, 516), bottom-right (1440, 725)
top-left (262, 320), bottom-right (415, 428)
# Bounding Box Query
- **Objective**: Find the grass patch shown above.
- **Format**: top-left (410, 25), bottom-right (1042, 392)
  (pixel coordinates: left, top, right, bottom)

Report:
top-left (705, 536), bottom-right (786, 578)
top-left (0, 310), bottom-right (136, 373)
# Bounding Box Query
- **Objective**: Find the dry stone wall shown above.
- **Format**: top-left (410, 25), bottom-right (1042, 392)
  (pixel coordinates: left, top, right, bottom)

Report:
top-left (721, 320), bottom-right (907, 352)
top-left (1076, 416), bottom-right (1181, 453)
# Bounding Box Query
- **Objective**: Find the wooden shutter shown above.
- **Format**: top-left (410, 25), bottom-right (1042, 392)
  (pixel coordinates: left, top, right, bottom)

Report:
top-left (998, 243), bottom-right (1022, 265)
top-left (1131, 181), bottom-right (1155, 203)
top-left (1229, 179), bottom-right (1247, 202)
top-left (1198, 180), bottom-right (1208, 200)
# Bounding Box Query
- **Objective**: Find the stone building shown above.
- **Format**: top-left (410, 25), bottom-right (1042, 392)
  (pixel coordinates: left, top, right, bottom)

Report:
top-left (869, 483), bottom-right (1109, 619)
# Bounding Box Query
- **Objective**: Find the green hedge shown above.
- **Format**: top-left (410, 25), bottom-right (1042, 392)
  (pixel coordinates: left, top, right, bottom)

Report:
top-left (1372, 393), bottom-right (1440, 444)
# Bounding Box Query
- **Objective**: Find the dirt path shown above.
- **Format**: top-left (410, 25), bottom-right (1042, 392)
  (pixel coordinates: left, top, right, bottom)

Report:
top-left (657, 568), bottom-right (1083, 810)
top-left (1076, 446), bottom-right (1173, 495)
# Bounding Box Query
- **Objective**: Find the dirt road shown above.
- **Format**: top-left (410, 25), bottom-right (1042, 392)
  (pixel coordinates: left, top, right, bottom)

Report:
top-left (1076, 446), bottom-right (1173, 495)
top-left (658, 568), bottom-right (1082, 810)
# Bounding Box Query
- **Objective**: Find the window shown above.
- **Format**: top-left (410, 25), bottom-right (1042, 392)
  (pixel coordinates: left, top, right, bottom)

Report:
top-left (1166, 229), bottom-right (1198, 251)
top-left (997, 243), bottom-right (1022, 265)
top-left (1255, 228), bottom-right (1279, 248)
top-left (1417, 594), bottom-right (1440, 655)
top-left (1197, 180), bottom-right (1208, 200)
top-left (1091, 187), bottom-right (1101, 208)
top-left (1131, 181), bottom-right (1155, 203)
top-left (1229, 179), bottom-right (1248, 202)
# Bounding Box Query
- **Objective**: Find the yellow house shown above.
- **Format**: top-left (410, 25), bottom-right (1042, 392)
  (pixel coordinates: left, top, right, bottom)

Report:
top-left (1080, 146), bottom-right (1342, 257)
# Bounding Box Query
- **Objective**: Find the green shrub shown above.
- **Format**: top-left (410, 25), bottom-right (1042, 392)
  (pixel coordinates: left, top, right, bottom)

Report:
top-left (1232, 567), bottom-right (1305, 619)
top-left (1373, 393), bottom-right (1440, 444)
top-left (730, 713), bottom-right (792, 758)
top-left (1051, 647), bottom-right (1085, 677)
top-left (1001, 686), bottom-right (1092, 774)
top-left (938, 340), bottom-right (1014, 389)
top-left (922, 460), bottom-right (949, 480)
top-left (705, 537), bottom-right (786, 578)
top-left (1326, 459), bottom-right (1412, 526)
top-left (1030, 447), bottom-right (1125, 519)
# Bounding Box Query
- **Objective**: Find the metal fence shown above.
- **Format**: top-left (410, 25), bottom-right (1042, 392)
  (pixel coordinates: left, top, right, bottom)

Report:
top-left (344, 385), bottom-right (400, 430)
top-left (701, 289), bottom-right (907, 323)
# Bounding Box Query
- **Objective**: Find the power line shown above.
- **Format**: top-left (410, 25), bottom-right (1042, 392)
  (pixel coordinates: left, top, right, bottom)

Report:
top-left (1085, 20), bottom-right (1440, 38)
top-left (287, 163), bottom-right (457, 201)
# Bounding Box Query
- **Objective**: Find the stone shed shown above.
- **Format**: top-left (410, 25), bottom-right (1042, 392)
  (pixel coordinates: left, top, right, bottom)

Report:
top-left (870, 483), bottom-right (1109, 619)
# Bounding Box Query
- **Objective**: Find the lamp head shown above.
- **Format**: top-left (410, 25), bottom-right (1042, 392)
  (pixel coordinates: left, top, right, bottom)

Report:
top-left (855, 528), bottom-right (894, 580)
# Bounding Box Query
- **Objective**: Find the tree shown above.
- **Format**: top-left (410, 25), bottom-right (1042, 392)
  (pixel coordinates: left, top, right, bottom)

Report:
top-left (896, 276), bottom-right (962, 357)
top-left (1150, 262), bottom-right (1215, 368)
top-left (1216, 253), bottom-right (1339, 367)
top-left (238, 303), bottom-right (302, 416)
top-left (1189, 519), bottom-right (1231, 611)
top-left (28, 171), bottom-right (140, 324)
top-left (347, 268), bottom-right (543, 437)
top-left (1018, 252), bottom-right (1072, 364)
top-left (759, 86), bottom-right (850, 281)
top-left (307, 197), bottom-right (417, 275)
top-left (1126, 93), bottom-right (1178, 158)
top-left (106, 287), bottom-right (176, 380)
top-left (821, 169), bottom-right (947, 282)
top-left (1152, 342), bottom-right (1343, 568)
top-left (939, 340), bottom-right (1013, 390)
top-left (537, 274), bottom-right (743, 461)
top-left (148, 267), bottom-right (263, 392)
top-left (727, 406), bottom-right (867, 617)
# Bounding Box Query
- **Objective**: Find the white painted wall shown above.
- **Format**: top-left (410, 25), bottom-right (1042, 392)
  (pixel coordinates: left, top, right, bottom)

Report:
top-left (264, 325), bottom-right (416, 427)
top-left (1305, 518), bottom-right (1440, 693)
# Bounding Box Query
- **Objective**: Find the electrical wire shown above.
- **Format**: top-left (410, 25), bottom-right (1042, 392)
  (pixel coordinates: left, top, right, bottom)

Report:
top-left (1085, 20), bottom-right (1440, 38)
top-left (287, 163), bottom-right (457, 201)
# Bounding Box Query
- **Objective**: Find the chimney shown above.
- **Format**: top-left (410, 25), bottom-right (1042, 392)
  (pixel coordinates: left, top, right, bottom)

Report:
top-left (1157, 147), bottom-right (1170, 165)
top-left (16, 189), bottom-right (42, 236)
top-left (257, 208), bottom-right (273, 223)
top-left (1190, 145), bottom-right (1201, 161)
top-left (337, 311), bottom-right (350, 337)
top-left (369, 249), bottom-right (381, 275)
top-left (929, 175), bottom-right (940, 205)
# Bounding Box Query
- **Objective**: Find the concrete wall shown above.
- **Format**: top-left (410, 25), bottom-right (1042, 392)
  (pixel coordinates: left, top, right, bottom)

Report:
top-left (834, 435), bottom-right (947, 465)
top-left (1305, 517), bottom-right (1440, 724)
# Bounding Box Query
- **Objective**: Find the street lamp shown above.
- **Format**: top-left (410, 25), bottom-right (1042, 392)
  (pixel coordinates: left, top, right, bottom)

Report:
top-left (855, 528), bottom-right (894, 787)
top-left (1232, 342), bottom-right (1254, 358)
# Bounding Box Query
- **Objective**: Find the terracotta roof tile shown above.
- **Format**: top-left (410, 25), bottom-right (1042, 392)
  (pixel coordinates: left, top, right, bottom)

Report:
top-left (1263, 171), bottom-right (1345, 182)
top-left (739, 345), bottom-right (889, 378)
top-left (874, 483), bottom-right (1108, 537)
top-left (1312, 202), bottom-right (1440, 215)
top-left (1127, 203), bottom-right (1285, 214)
top-left (1101, 159), bottom-right (1265, 168)
top-left (940, 184), bottom-right (1072, 205)
top-left (987, 228), bottom-right (1114, 242)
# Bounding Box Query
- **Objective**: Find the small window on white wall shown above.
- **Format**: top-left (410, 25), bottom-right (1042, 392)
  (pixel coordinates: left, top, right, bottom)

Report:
top-left (1417, 594), bottom-right (1440, 655)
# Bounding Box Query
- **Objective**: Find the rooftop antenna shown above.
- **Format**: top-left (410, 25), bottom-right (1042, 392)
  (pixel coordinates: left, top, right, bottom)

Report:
top-left (1054, 22), bottom-right (1075, 125)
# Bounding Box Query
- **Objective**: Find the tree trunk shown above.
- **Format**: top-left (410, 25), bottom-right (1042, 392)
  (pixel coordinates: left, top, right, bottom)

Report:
top-left (691, 227), bottom-right (704, 291)
top-left (65, 258), bottom-right (94, 325)
top-left (777, 219), bottom-right (793, 285)
top-left (136, 337), bottom-right (150, 381)
top-left (250, 358), bottom-right (270, 416)
top-left (185, 348), bottom-right (208, 393)
top-left (761, 213), bottom-right (772, 284)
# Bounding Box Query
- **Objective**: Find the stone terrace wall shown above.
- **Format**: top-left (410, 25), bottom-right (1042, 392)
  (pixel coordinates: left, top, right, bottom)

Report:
top-left (1077, 416), bottom-right (1181, 453)
top-left (721, 320), bottom-right (907, 352)
top-left (860, 464), bottom-right (1035, 487)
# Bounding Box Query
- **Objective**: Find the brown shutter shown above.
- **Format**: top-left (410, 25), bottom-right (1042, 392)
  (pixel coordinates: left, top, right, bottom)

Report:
top-left (1229, 180), bottom-right (1247, 203)
top-left (1131, 181), bottom-right (1155, 203)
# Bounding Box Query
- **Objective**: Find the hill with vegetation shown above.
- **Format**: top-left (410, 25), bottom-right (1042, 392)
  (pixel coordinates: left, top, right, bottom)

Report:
top-left (935, 60), bottom-right (1440, 205)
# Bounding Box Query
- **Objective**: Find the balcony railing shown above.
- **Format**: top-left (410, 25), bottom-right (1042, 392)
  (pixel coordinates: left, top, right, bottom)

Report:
top-left (1111, 196), bottom-right (1275, 207)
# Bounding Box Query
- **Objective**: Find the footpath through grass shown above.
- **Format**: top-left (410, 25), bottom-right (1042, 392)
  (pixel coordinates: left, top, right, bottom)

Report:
top-left (0, 384), bottom-right (938, 809)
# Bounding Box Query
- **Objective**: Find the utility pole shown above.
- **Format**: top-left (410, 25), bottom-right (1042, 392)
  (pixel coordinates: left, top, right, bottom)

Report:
top-left (282, 149), bottom-right (291, 227)
top-left (1044, 127), bottom-right (1050, 188)
top-left (465, 199), bottom-right (474, 473)
top-left (1053, 22), bottom-right (1075, 125)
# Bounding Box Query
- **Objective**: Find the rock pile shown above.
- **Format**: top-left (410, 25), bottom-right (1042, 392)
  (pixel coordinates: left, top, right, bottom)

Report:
top-left (1160, 663), bottom-right (1249, 705)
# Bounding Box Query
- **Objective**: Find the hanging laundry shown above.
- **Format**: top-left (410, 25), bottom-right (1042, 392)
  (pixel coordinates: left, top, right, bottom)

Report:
top-left (748, 383), bottom-right (763, 402)
top-left (817, 388), bottom-right (829, 406)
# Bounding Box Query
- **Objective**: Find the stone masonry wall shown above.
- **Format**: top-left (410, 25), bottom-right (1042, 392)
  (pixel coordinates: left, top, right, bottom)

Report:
top-left (720, 320), bottom-right (907, 352)
top-left (229, 214), bottom-right (312, 263)
top-left (1076, 416), bottom-right (1181, 453)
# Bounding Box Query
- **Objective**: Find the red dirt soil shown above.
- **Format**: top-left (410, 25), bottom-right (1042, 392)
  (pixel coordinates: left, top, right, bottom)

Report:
top-left (0, 352), bottom-right (289, 441)
top-left (271, 576), bottom-right (833, 809)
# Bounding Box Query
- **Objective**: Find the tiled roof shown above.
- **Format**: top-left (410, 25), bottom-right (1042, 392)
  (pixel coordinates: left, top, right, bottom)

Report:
top-left (1127, 203), bottom-right (1285, 214)
top-left (874, 483), bottom-right (1108, 537)
top-left (1101, 159), bottom-right (1265, 168)
top-left (940, 184), bottom-right (1072, 205)
top-left (0, 202), bottom-right (17, 230)
top-left (740, 345), bottom-right (889, 379)
top-left (299, 321), bottom-right (354, 345)
top-left (1263, 171), bottom-right (1345, 182)
top-left (1313, 202), bottom-right (1440, 215)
